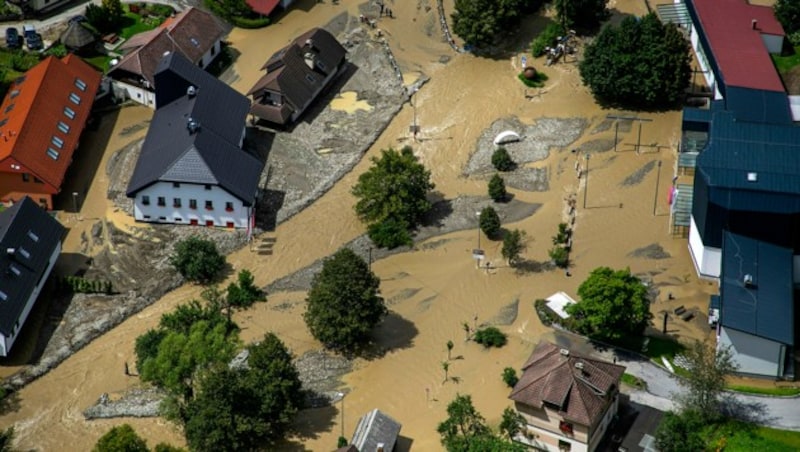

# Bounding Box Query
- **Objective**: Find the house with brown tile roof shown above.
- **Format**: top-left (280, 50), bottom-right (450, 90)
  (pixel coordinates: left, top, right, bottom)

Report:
top-left (509, 341), bottom-right (625, 452)
top-left (108, 7), bottom-right (227, 108)
top-left (0, 55), bottom-right (101, 210)
top-left (248, 28), bottom-right (346, 125)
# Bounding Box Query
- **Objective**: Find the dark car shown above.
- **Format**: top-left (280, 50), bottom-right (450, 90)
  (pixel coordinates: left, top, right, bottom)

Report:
top-left (68, 15), bottom-right (87, 25)
top-left (26, 34), bottom-right (42, 51)
top-left (5, 28), bottom-right (20, 49)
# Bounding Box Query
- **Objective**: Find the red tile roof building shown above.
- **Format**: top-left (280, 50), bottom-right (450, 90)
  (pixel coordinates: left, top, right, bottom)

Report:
top-left (509, 342), bottom-right (625, 452)
top-left (0, 55), bottom-right (101, 209)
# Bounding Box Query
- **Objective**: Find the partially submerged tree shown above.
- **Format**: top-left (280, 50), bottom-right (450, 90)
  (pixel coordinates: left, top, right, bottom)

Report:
top-left (226, 269), bottom-right (265, 308)
top-left (502, 229), bottom-right (526, 266)
top-left (93, 424), bottom-right (148, 452)
top-left (437, 394), bottom-right (525, 451)
top-left (491, 147), bottom-right (516, 172)
top-left (488, 174), bottom-right (508, 202)
top-left (499, 406), bottom-right (526, 440)
top-left (352, 147), bottom-right (435, 249)
top-left (566, 266), bottom-right (652, 341)
top-left (170, 236), bottom-right (226, 284)
top-left (579, 13), bottom-right (691, 110)
top-left (654, 410), bottom-right (706, 452)
top-left (304, 248), bottom-right (386, 353)
top-left (479, 206), bottom-right (501, 239)
top-left (554, 0), bottom-right (608, 31)
top-left (451, 0), bottom-right (531, 48)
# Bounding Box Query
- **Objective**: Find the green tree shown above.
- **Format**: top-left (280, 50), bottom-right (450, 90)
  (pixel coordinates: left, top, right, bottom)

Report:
top-left (447, 340), bottom-right (454, 360)
top-left (473, 327), bottom-right (507, 348)
top-left (579, 14), bottom-right (691, 110)
top-left (479, 207), bottom-right (501, 239)
top-left (101, 0), bottom-right (124, 27)
top-left (654, 410), bottom-right (706, 452)
top-left (491, 147), bottom-right (516, 171)
top-left (367, 218), bottom-right (413, 249)
top-left (501, 367), bottom-right (518, 388)
top-left (548, 246), bottom-right (569, 268)
top-left (304, 248), bottom-right (386, 353)
top-left (437, 394), bottom-right (492, 450)
top-left (152, 444), bottom-right (186, 452)
top-left (554, 0), bottom-right (608, 31)
top-left (775, 0), bottom-right (800, 35)
top-left (140, 320), bottom-right (239, 404)
top-left (134, 328), bottom-right (166, 375)
top-left (0, 427), bottom-right (13, 452)
top-left (184, 333), bottom-right (302, 451)
top-left (93, 424), bottom-right (148, 452)
top-left (451, 0), bottom-right (530, 48)
top-left (488, 174), bottom-right (508, 202)
top-left (352, 147), bottom-right (435, 249)
top-left (499, 407), bottom-right (525, 440)
top-left (501, 229), bottom-right (525, 266)
top-left (565, 267), bottom-right (652, 341)
top-left (674, 341), bottom-right (738, 417)
top-left (226, 269), bottom-right (265, 308)
top-left (169, 236), bottom-right (226, 284)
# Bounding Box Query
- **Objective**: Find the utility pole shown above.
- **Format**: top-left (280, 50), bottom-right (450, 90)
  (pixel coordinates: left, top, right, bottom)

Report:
top-left (605, 114), bottom-right (653, 153)
top-left (583, 153), bottom-right (590, 209)
top-left (653, 161), bottom-right (662, 215)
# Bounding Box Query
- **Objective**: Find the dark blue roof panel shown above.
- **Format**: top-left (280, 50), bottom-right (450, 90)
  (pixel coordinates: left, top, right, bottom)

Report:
top-left (725, 87), bottom-right (793, 125)
top-left (720, 232), bottom-right (794, 345)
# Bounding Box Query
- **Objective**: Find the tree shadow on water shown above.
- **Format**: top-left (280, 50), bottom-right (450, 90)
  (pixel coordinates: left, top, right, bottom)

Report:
top-left (359, 311), bottom-right (419, 361)
top-left (280, 405), bottom-right (338, 450)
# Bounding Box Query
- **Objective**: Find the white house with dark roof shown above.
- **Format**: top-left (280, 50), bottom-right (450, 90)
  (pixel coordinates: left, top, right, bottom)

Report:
top-left (126, 53), bottom-right (264, 229)
top-left (0, 196), bottom-right (65, 357)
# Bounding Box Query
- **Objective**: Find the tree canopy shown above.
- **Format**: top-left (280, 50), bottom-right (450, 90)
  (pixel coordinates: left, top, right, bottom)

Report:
top-left (304, 248), bottom-right (386, 353)
top-left (488, 174), bottom-right (507, 202)
top-left (437, 394), bottom-right (525, 451)
top-left (674, 341), bottom-right (737, 417)
top-left (554, 0), bottom-right (608, 31)
top-left (184, 333), bottom-right (303, 451)
top-left (566, 266), bottom-right (652, 341)
top-left (655, 410), bottom-right (707, 452)
top-left (775, 0), bottom-right (800, 35)
top-left (479, 206), bottom-right (501, 239)
top-left (226, 269), bottom-right (265, 308)
top-left (352, 147), bottom-right (435, 248)
top-left (169, 236), bottom-right (226, 284)
top-left (93, 424), bottom-right (148, 452)
top-left (502, 229), bottom-right (526, 266)
top-left (579, 13), bottom-right (691, 110)
top-left (451, 0), bottom-right (533, 48)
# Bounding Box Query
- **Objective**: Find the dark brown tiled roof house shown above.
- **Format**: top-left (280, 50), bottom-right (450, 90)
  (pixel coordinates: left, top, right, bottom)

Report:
top-left (509, 341), bottom-right (625, 452)
top-left (247, 28), bottom-right (346, 125)
top-left (108, 7), bottom-right (227, 108)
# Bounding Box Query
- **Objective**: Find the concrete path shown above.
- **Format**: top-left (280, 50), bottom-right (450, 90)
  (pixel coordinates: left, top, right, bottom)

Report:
top-left (551, 330), bottom-right (800, 431)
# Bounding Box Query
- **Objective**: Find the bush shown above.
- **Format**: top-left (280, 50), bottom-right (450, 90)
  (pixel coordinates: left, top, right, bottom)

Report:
top-left (226, 269), bottom-right (265, 308)
top-left (552, 222), bottom-right (570, 245)
top-left (473, 327), bottom-right (507, 348)
top-left (502, 367), bottom-right (518, 387)
top-left (517, 71), bottom-right (548, 88)
top-left (491, 147), bottom-right (516, 171)
top-left (488, 174), bottom-right (507, 202)
top-left (148, 4), bottom-right (175, 17)
top-left (549, 246), bottom-right (569, 268)
top-left (169, 236), bottom-right (226, 283)
top-left (534, 299), bottom-right (556, 326)
top-left (788, 31), bottom-right (800, 46)
top-left (232, 16), bottom-right (271, 29)
top-left (531, 23), bottom-right (565, 57)
top-left (44, 43), bottom-right (67, 58)
top-left (479, 207), bottom-right (501, 239)
top-left (11, 51), bottom-right (41, 72)
top-left (60, 276), bottom-right (113, 294)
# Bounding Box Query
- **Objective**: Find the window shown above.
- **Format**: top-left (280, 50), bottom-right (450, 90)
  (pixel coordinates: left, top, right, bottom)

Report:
top-left (190, 219), bottom-right (199, 225)
top-left (18, 247), bottom-right (30, 259)
top-left (34, 177), bottom-right (42, 184)
top-left (22, 173), bottom-right (29, 182)
top-left (141, 195), bottom-right (150, 205)
top-left (9, 89), bottom-right (19, 99)
top-left (305, 74), bottom-right (316, 83)
top-left (75, 78), bottom-right (87, 91)
top-left (51, 136), bottom-right (64, 148)
top-left (190, 37), bottom-right (200, 47)
top-left (9, 265), bottom-right (20, 276)
top-left (0, 290), bottom-right (6, 301)
top-left (0, 119), bottom-right (6, 128)
top-left (27, 230), bottom-right (39, 242)
top-left (226, 221), bottom-right (234, 229)
top-left (144, 215), bottom-right (151, 219)
top-left (205, 220), bottom-right (214, 227)
top-left (558, 440), bottom-right (571, 451)
top-left (47, 147), bottom-right (59, 160)
top-left (157, 196), bottom-right (165, 206)
top-left (158, 216), bottom-right (166, 221)
top-left (225, 201), bottom-right (234, 212)
top-left (14, 75), bottom-right (25, 85)
top-left (69, 93), bottom-right (81, 105)
top-left (559, 421), bottom-right (574, 435)
top-left (204, 184), bottom-right (212, 190)
top-left (175, 217), bottom-right (182, 222)
top-left (189, 199), bottom-right (197, 209)
top-left (318, 60), bottom-right (327, 70)
top-left (5, 103), bottom-right (14, 113)
top-left (172, 182), bottom-right (181, 188)
top-left (64, 106), bottom-right (76, 119)
top-left (205, 200), bottom-right (213, 210)
top-left (173, 198), bottom-right (181, 208)
top-left (57, 121), bottom-right (70, 134)
top-left (211, 45), bottom-right (216, 56)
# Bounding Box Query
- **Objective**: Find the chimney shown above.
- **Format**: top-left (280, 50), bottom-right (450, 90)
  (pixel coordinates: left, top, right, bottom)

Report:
top-left (560, 349), bottom-right (570, 356)
top-left (744, 274), bottom-right (754, 287)
top-left (575, 362), bottom-right (584, 370)
top-left (752, 19), bottom-right (758, 30)
top-left (6, 248), bottom-right (14, 255)
top-left (187, 85), bottom-right (197, 98)
top-left (305, 38), bottom-right (314, 49)
top-left (187, 118), bottom-right (200, 134)
top-left (304, 52), bottom-right (315, 70)
top-left (376, 443), bottom-right (385, 452)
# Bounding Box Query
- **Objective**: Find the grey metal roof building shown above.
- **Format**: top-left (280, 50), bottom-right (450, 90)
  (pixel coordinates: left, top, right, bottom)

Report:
top-left (0, 197), bottom-right (64, 355)
top-left (720, 232), bottom-right (794, 345)
top-left (351, 409), bottom-right (401, 452)
top-left (126, 53), bottom-right (264, 205)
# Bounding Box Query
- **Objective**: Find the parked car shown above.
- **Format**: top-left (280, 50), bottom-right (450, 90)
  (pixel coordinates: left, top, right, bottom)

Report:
top-left (26, 34), bottom-right (42, 51)
top-left (22, 24), bottom-right (35, 40)
top-left (68, 15), bottom-right (87, 25)
top-left (5, 27), bottom-right (20, 49)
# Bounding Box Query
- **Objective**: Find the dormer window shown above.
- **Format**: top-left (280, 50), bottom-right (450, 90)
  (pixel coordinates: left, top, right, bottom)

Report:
top-left (47, 147), bottom-right (60, 160)
top-left (318, 60), bottom-right (327, 70)
top-left (0, 290), bottom-right (6, 301)
top-left (27, 230), bottom-right (39, 242)
top-left (9, 265), bottom-right (20, 276)
top-left (51, 136), bottom-right (64, 149)
top-left (58, 121), bottom-right (70, 134)
top-left (64, 106), bottom-right (76, 119)
top-left (75, 78), bottom-right (87, 91)
top-left (18, 247), bottom-right (30, 259)
top-left (305, 74), bottom-right (316, 83)
top-left (69, 93), bottom-right (81, 105)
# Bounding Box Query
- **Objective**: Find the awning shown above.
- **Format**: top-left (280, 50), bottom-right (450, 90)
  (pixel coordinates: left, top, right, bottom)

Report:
top-left (656, 3), bottom-right (692, 27)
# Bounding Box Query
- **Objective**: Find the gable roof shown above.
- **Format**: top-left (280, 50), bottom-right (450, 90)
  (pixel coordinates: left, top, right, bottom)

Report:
top-left (0, 197), bottom-right (65, 337)
top-left (720, 232), bottom-right (794, 345)
top-left (0, 55), bottom-right (101, 191)
top-left (109, 7), bottom-right (226, 87)
top-left (509, 342), bottom-right (625, 426)
top-left (351, 409), bottom-right (402, 452)
top-left (125, 53), bottom-right (263, 205)
top-left (689, 0), bottom-right (785, 93)
top-left (248, 28), bottom-right (346, 124)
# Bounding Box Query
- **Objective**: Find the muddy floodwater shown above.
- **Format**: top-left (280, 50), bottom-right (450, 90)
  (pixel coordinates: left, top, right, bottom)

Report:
top-left (0, 0), bottom-right (723, 450)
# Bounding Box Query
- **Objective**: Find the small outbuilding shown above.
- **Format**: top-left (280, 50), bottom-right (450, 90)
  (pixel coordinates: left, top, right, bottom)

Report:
top-left (60, 22), bottom-right (97, 53)
top-left (351, 408), bottom-right (402, 452)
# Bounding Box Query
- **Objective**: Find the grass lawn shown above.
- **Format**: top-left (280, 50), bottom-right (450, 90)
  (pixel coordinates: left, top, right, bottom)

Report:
top-left (612, 335), bottom-right (686, 362)
top-left (705, 420), bottom-right (800, 452)
top-left (84, 54), bottom-right (113, 72)
top-left (118, 5), bottom-right (166, 40)
top-left (772, 46), bottom-right (800, 74)
top-left (621, 373), bottom-right (647, 390)
top-left (728, 385), bottom-right (800, 397)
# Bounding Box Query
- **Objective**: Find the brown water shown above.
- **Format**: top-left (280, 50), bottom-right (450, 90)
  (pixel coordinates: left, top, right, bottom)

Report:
top-left (0, 1), bottom-right (719, 450)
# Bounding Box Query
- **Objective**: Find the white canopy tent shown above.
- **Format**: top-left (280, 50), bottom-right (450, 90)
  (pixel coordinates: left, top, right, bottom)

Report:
top-left (493, 130), bottom-right (521, 145)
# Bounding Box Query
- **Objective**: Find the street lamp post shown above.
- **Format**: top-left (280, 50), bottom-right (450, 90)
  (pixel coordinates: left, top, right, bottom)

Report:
top-left (72, 191), bottom-right (79, 214)
top-left (582, 154), bottom-right (590, 209)
top-left (653, 160), bottom-right (662, 216)
top-left (337, 392), bottom-right (346, 440)
top-left (475, 211), bottom-right (483, 269)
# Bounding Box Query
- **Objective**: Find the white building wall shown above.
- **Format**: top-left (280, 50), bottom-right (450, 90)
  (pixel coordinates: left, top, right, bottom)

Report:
top-left (132, 181), bottom-right (251, 228)
top-left (199, 40), bottom-right (222, 69)
top-left (689, 24), bottom-right (721, 100)
top-left (719, 327), bottom-right (783, 378)
top-left (113, 80), bottom-right (156, 108)
top-left (515, 425), bottom-right (589, 452)
top-left (689, 216), bottom-right (721, 279)
top-left (760, 34), bottom-right (784, 54)
top-left (588, 396), bottom-right (618, 452)
top-left (1, 240), bottom-right (61, 357)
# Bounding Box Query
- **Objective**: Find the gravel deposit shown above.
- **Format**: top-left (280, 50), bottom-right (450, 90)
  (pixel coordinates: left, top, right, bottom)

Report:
top-left (628, 243), bottom-right (672, 260)
top-left (294, 350), bottom-right (353, 408)
top-left (621, 160), bottom-right (657, 187)
top-left (489, 298), bottom-right (520, 326)
top-left (84, 388), bottom-right (167, 420)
